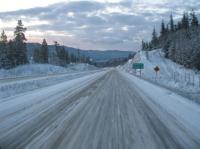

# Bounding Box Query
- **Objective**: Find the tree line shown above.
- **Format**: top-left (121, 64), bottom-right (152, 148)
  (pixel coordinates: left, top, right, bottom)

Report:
top-left (142, 10), bottom-right (200, 70)
top-left (33, 40), bottom-right (90, 67)
top-left (0, 20), bottom-right (90, 69)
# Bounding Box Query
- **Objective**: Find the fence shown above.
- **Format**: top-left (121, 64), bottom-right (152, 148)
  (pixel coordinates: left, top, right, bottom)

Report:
top-left (171, 71), bottom-right (200, 88)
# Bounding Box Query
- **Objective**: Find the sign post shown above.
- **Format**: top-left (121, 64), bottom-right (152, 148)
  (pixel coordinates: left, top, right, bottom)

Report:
top-left (132, 63), bottom-right (144, 77)
top-left (154, 66), bottom-right (160, 81)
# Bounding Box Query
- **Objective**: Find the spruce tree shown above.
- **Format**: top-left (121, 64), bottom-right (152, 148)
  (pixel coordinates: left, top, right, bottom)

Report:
top-left (166, 24), bottom-right (169, 33)
top-left (65, 48), bottom-right (69, 64)
top-left (0, 30), bottom-right (8, 69)
top-left (33, 48), bottom-right (40, 63)
top-left (55, 42), bottom-right (67, 66)
top-left (54, 41), bottom-right (60, 65)
top-left (177, 21), bottom-right (182, 30)
top-left (170, 13), bottom-right (174, 32)
top-left (70, 54), bottom-right (76, 63)
top-left (145, 42), bottom-right (149, 49)
top-left (1, 30), bottom-right (7, 43)
top-left (160, 20), bottom-right (166, 36)
top-left (77, 49), bottom-right (80, 63)
top-left (7, 40), bottom-right (15, 68)
top-left (141, 40), bottom-right (145, 50)
top-left (181, 12), bottom-right (189, 29)
top-left (151, 27), bottom-right (158, 48)
top-left (59, 46), bottom-right (67, 66)
top-left (190, 10), bottom-right (198, 27)
top-left (40, 39), bottom-right (48, 63)
top-left (13, 20), bottom-right (28, 66)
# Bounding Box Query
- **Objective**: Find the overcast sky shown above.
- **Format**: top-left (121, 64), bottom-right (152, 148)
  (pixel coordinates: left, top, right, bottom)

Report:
top-left (0, 0), bottom-right (199, 51)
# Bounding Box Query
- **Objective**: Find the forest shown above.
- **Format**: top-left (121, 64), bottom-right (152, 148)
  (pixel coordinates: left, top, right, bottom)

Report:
top-left (142, 10), bottom-right (200, 70)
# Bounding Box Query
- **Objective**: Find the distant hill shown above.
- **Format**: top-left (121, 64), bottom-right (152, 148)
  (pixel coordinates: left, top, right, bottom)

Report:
top-left (27, 43), bottom-right (134, 62)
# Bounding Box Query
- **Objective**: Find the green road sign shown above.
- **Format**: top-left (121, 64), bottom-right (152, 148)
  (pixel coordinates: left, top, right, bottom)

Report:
top-left (132, 63), bottom-right (144, 69)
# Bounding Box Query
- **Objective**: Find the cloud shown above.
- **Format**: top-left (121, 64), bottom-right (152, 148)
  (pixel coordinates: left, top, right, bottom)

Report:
top-left (0, 0), bottom-right (199, 51)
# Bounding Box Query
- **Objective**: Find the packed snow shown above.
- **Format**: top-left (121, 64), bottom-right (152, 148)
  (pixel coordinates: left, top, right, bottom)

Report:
top-left (121, 49), bottom-right (200, 103)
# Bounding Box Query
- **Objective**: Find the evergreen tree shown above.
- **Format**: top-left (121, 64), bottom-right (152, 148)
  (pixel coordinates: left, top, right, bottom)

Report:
top-left (54, 41), bottom-right (59, 51)
top-left (60, 46), bottom-right (67, 66)
top-left (7, 40), bottom-right (15, 68)
top-left (177, 21), bottom-right (182, 30)
top-left (70, 54), bottom-right (76, 63)
top-left (13, 20), bottom-right (28, 66)
top-left (141, 40), bottom-right (146, 50)
top-left (181, 12), bottom-right (189, 29)
top-left (148, 42), bottom-right (152, 50)
top-left (1, 30), bottom-right (7, 43)
top-left (65, 48), bottom-right (69, 64)
top-left (33, 48), bottom-right (40, 63)
top-left (55, 42), bottom-right (67, 66)
top-left (170, 13), bottom-right (174, 32)
top-left (163, 40), bottom-right (171, 58)
top-left (40, 39), bottom-right (48, 63)
top-left (190, 10), bottom-right (198, 27)
top-left (54, 41), bottom-right (60, 65)
top-left (77, 49), bottom-right (80, 63)
top-left (191, 49), bottom-right (200, 70)
top-left (160, 20), bottom-right (166, 36)
top-left (0, 30), bottom-right (8, 68)
top-left (145, 42), bottom-right (149, 49)
top-left (151, 27), bottom-right (158, 48)
top-left (166, 24), bottom-right (169, 33)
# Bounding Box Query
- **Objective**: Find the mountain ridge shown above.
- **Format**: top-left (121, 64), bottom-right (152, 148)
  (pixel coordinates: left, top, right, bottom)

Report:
top-left (27, 42), bottom-right (135, 62)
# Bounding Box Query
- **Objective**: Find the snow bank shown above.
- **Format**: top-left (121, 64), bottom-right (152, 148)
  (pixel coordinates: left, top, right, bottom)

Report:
top-left (121, 71), bottom-right (200, 141)
top-left (0, 64), bottom-right (68, 78)
top-left (0, 71), bottom-right (100, 98)
top-left (121, 49), bottom-right (200, 102)
top-left (0, 63), bottom-right (97, 79)
top-left (0, 64), bottom-right (99, 98)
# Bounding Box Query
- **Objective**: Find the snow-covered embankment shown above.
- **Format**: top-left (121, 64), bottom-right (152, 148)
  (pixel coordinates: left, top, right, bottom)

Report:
top-left (121, 49), bottom-right (200, 103)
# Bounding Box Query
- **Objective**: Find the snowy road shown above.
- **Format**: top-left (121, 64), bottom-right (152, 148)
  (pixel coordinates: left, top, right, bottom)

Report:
top-left (0, 69), bottom-right (200, 149)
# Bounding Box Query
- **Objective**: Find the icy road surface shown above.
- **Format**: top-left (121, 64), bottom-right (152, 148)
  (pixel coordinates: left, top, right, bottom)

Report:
top-left (0, 69), bottom-right (200, 149)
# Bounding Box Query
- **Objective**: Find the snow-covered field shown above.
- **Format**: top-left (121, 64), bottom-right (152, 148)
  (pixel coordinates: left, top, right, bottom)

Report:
top-left (0, 64), bottom-right (99, 98)
top-left (121, 49), bottom-right (200, 103)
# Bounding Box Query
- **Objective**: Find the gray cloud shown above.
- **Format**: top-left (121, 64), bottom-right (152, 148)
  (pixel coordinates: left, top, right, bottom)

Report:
top-left (0, 0), bottom-right (199, 51)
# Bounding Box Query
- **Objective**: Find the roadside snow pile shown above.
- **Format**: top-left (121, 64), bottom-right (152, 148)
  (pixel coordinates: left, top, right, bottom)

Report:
top-left (121, 71), bottom-right (200, 142)
top-left (0, 64), bottom-right (69, 78)
top-left (0, 71), bottom-right (100, 98)
top-left (122, 49), bottom-right (200, 102)
top-left (0, 63), bottom-right (99, 98)
top-left (0, 63), bottom-right (97, 79)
